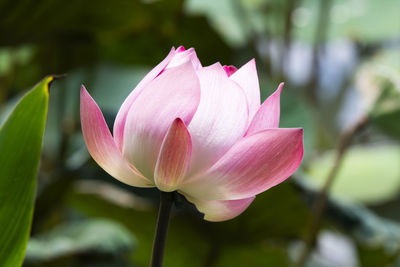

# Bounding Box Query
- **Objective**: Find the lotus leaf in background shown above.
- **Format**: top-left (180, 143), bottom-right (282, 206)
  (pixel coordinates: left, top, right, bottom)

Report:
top-left (306, 145), bottom-right (400, 204)
top-left (25, 219), bottom-right (135, 263)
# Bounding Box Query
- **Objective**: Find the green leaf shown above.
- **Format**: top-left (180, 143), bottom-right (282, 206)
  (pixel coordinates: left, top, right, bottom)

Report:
top-left (371, 79), bottom-right (400, 139)
top-left (25, 219), bottom-right (135, 263)
top-left (185, 0), bottom-right (273, 47)
top-left (355, 48), bottom-right (400, 139)
top-left (306, 145), bottom-right (400, 204)
top-left (185, 0), bottom-right (248, 47)
top-left (0, 76), bottom-right (53, 267)
top-left (216, 244), bottom-right (289, 267)
top-left (293, 0), bottom-right (400, 43)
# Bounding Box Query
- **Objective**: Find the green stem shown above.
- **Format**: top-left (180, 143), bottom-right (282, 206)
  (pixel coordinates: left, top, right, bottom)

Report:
top-left (295, 115), bottom-right (369, 266)
top-left (150, 191), bottom-right (174, 267)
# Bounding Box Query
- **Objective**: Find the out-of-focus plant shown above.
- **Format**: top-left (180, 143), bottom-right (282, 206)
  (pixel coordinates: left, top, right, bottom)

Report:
top-left (25, 219), bottom-right (135, 263)
top-left (356, 50), bottom-right (400, 139)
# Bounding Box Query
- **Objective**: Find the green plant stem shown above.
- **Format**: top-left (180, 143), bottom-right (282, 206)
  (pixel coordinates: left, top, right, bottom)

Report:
top-left (295, 115), bottom-right (369, 266)
top-left (306, 0), bottom-right (332, 106)
top-left (150, 191), bottom-right (174, 267)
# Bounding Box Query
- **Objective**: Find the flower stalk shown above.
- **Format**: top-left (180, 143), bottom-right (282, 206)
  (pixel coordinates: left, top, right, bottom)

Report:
top-left (150, 191), bottom-right (174, 267)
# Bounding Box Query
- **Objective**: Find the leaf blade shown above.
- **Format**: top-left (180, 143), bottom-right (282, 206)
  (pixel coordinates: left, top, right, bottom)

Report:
top-left (0, 76), bottom-right (53, 267)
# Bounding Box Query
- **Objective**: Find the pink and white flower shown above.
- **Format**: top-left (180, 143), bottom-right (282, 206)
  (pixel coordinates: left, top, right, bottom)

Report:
top-left (80, 46), bottom-right (303, 222)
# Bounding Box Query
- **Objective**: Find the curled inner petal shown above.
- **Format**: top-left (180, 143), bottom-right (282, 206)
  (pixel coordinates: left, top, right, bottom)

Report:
top-left (167, 47), bottom-right (202, 70)
top-left (155, 118), bottom-right (192, 192)
top-left (223, 65), bottom-right (237, 77)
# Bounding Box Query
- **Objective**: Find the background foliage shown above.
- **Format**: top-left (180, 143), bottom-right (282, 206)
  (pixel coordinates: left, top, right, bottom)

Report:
top-left (0, 0), bottom-right (399, 266)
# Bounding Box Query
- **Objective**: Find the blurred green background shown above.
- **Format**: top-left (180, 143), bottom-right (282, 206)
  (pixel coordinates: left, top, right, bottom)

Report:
top-left (0, 0), bottom-right (399, 266)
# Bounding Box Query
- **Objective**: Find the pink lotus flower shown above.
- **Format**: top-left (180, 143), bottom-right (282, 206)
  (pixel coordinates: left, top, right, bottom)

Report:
top-left (80, 46), bottom-right (303, 222)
